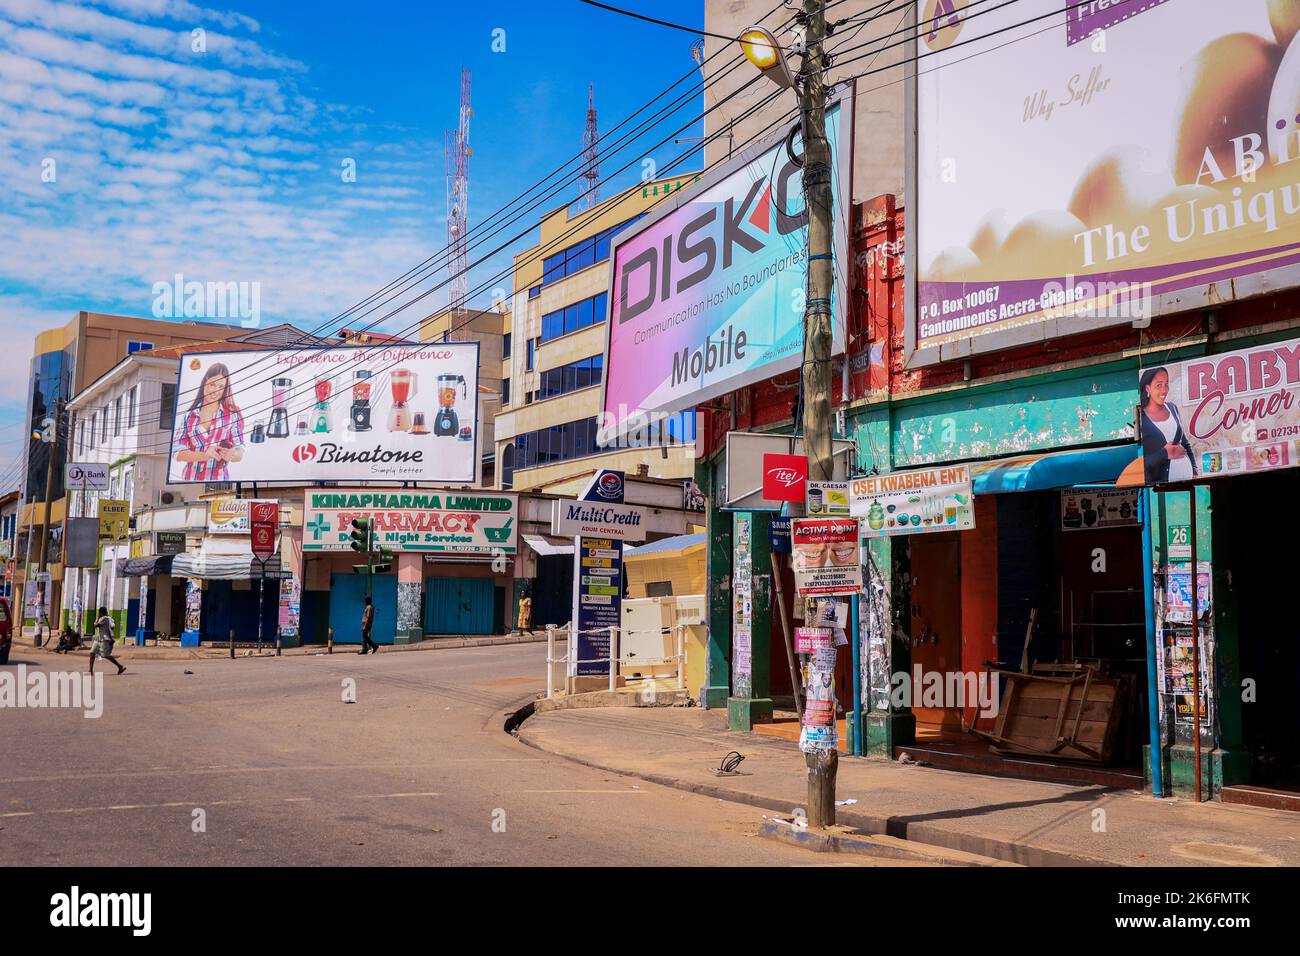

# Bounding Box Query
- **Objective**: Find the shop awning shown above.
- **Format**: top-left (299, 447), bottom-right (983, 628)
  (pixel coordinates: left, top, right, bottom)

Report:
top-left (171, 552), bottom-right (291, 580)
top-left (116, 555), bottom-right (175, 578)
top-left (522, 533), bottom-right (575, 557)
top-left (971, 444), bottom-right (1141, 494)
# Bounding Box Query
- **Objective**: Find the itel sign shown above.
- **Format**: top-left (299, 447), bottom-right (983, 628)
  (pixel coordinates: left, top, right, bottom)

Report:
top-left (762, 453), bottom-right (807, 502)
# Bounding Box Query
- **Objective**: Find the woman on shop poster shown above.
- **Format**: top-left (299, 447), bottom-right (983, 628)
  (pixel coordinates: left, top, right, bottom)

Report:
top-left (174, 362), bottom-right (246, 482)
top-left (1140, 366), bottom-right (1196, 484)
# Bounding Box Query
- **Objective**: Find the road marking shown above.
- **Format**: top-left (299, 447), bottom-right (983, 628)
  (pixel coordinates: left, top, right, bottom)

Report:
top-left (353, 792), bottom-right (443, 799)
top-left (526, 790), bottom-right (647, 794)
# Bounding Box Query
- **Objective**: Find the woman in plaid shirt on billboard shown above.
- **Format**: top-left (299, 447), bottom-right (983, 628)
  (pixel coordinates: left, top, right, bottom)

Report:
top-left (174, 362), bottom-right (246, 482)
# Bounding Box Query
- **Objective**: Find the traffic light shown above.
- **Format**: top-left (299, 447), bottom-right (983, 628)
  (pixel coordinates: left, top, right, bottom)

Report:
top-left (349, 517), bottom-right (373, 553)
top-left (372, 546), bottom-right (394, 575)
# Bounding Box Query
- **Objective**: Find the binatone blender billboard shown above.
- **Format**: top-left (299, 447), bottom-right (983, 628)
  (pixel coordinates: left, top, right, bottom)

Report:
top-left (909, 0), bottom-right (1300, 364)
top-left (166, 343), bottom-right (480, 484)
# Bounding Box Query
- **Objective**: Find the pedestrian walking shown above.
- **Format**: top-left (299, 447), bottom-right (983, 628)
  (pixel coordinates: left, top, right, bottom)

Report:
top-left (90, 606), bottom-right (125, 675)
top-left (359, 595), bottom-right (378, 655)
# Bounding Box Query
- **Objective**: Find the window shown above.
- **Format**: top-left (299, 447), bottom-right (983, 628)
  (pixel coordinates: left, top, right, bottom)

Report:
top-left (100, 406), bottom-right (108, 443)
top-left (537, 354), bottom-right (604, 400)
top-left (77, 419), bottom-right (85, 457)
top-left (114, 397), bottom-right (123, 436)
top-left (502, 333), bottom-right (511, 359)
top-left (127, 341), bottom-right (153, 354)
top-left (526, 338), bottom-right (536, 372)
top-left (159, 383), bottom-right (176, 429)
top-left (501, 377), bottom-right (510, 406)
top-left (537, 216), bottom-right (643, 289)
top-left (89, 413), bottom-right (97, 449)
top-left (539, 291), bottom-right (608, 344)
top-left (128, 386), bottom-right (137, 429)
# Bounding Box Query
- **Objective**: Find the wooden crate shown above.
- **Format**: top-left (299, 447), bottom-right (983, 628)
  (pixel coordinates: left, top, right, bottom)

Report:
top-left (972, 666), bottom-right (1127, 764)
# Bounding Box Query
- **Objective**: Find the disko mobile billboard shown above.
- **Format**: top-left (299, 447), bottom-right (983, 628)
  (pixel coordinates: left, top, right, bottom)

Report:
top-left (1139, 335), bottom-right (1300, 484)
top-left (166, 344), bottom-right (479, 484)
top-left (602, 101), bottom-right (851, 439)
top-left (910, 0), bottom-right (1300, 364)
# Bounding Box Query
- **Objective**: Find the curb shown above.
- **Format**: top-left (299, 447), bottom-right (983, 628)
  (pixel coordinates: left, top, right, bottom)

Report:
top-left (757, 819), bottom-right (1011, 866)
top-left (513, 717), bottom-right (1113, 868)
top-left (16, 631), bottom-right (550, 662)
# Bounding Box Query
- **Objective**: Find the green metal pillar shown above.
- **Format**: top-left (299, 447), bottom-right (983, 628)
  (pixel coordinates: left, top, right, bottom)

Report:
top-left (700, 458), bottom-right (731, 709)
top-left (727, 511), bottom-right (774, 731)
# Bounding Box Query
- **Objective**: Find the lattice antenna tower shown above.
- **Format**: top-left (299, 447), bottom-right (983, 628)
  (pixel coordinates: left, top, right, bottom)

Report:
top-left (445, 67), bottom-right (472, 320)
top-left (581, 83), bottom-right (600, 210)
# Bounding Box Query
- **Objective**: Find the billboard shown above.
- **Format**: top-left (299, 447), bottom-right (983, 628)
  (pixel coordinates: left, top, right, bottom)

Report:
top-left (167, 344), bottom-right (479, 484)
top-left (97, 499), bottom-right (129, 542)
top-left (302, 489), bottom-right (517, 555)
top-left (910, 0), bottom-right (1300, 363)
top-left (207, 496), bottom-right (275, 535)
top-left (602, 101), bottom-right (851, 439)
top-left (1139, 336), bottom-right (1300, 483)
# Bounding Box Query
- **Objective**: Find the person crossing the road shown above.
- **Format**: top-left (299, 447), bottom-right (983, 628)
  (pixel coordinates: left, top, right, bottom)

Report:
top-left (359, 595), bottom-right (379, 655)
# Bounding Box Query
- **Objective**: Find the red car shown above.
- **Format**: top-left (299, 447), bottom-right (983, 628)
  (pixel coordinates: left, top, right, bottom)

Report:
top-left (0, 595), bottom-right (12, 665)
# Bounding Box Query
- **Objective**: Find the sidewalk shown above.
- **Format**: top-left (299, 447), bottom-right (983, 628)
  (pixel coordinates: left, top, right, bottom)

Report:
top-left (13, 630), bottom-right (549, 662)
top-left (517, 706), bottom-right (1300, 867)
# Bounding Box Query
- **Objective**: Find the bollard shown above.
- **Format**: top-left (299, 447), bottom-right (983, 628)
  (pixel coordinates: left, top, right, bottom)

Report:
top-left (229, 628), bottom-right (235, 660)
top-left (327, 627), bottom-right (333, 654)
top-left (676, 624), bottom-right (685, 692)
top-left (275, 627), bottom-right (282, 657)
top-left (608, 626), bottom-right (618, 693)
top-left (546, 624), bottom-right (556, 700)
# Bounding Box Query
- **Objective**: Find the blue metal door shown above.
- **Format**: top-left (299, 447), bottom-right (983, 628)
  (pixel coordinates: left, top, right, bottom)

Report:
top-left (424, 577), bottom-right (494, 635)
top-left (329, 573), bottom-right (398, 644)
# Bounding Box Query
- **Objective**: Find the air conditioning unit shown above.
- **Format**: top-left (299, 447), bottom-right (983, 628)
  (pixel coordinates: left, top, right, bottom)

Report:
top-left (160, 492), bottom-right (175, 505)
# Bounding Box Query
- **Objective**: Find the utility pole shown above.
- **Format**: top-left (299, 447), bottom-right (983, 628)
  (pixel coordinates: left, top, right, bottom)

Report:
top-left (797, 0), bottom-right (838, 828)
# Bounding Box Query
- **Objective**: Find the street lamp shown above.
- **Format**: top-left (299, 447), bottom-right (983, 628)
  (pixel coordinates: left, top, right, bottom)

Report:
top-left (738, 26), bottom-right (795, 89)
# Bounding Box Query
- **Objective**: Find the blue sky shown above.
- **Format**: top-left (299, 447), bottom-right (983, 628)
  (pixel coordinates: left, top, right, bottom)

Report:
top-left (0, 0), bottom-right (708, 481)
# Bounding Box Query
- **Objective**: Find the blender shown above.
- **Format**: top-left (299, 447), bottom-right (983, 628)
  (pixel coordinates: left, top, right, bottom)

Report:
top-left (349, 370), bottom-right (373, 432)
top-left (388, 368), bottom-right (418, 432)
top-left (312, 374), bottom-right (334, 434)
top-left (268, 378), bottom-right (292, 439)
top-left (434, 374), bottom-right (467, 437)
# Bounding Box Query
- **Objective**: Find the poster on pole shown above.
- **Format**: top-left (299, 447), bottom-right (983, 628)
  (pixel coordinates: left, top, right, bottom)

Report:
top-left (791, 517), bottom-right (862, 596)
top-left (250, 501), bottom-right (278, 561)
top-left (97, 499), bottom-right (129, 542)
top-left (167, 343), bottom-right (480, 485)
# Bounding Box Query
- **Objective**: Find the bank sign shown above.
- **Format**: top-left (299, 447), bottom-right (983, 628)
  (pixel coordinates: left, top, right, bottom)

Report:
top-left (303, 489), bottom-right (517, 555)
top-left (602, 102), bottom-right (850, 439)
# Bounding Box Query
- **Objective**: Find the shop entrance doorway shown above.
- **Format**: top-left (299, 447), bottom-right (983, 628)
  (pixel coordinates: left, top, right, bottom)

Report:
top-left (1219, 471), bottom-right (1300, 792)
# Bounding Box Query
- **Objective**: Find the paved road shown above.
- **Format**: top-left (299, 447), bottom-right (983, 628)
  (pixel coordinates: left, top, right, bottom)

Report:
top-left (0, 643), bottom-right (879, 866)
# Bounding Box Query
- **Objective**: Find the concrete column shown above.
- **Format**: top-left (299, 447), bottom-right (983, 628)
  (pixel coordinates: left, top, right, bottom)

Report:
top-left (395, 552), bottom-right (422, 645)
top-left (701, 460), bottom-right (731, 709)
top-left (727, 511), bottom-right (773, 731)
top-left (180, 577), bottom-right (203, 647)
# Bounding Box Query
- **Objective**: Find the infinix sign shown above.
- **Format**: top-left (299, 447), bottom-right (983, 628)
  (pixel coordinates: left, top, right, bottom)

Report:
top-left (603, 101), bottom-right (850, 440)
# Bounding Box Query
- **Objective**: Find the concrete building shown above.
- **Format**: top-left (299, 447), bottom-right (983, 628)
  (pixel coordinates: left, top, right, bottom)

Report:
top-left (496, 179), bottom-right (699, 496)
top-left (13, 312), bottom-right (261, 629)
top-left (0, 490), bottom-right (19, 600)
top-left (420, 304), bottom-right (507, 486)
